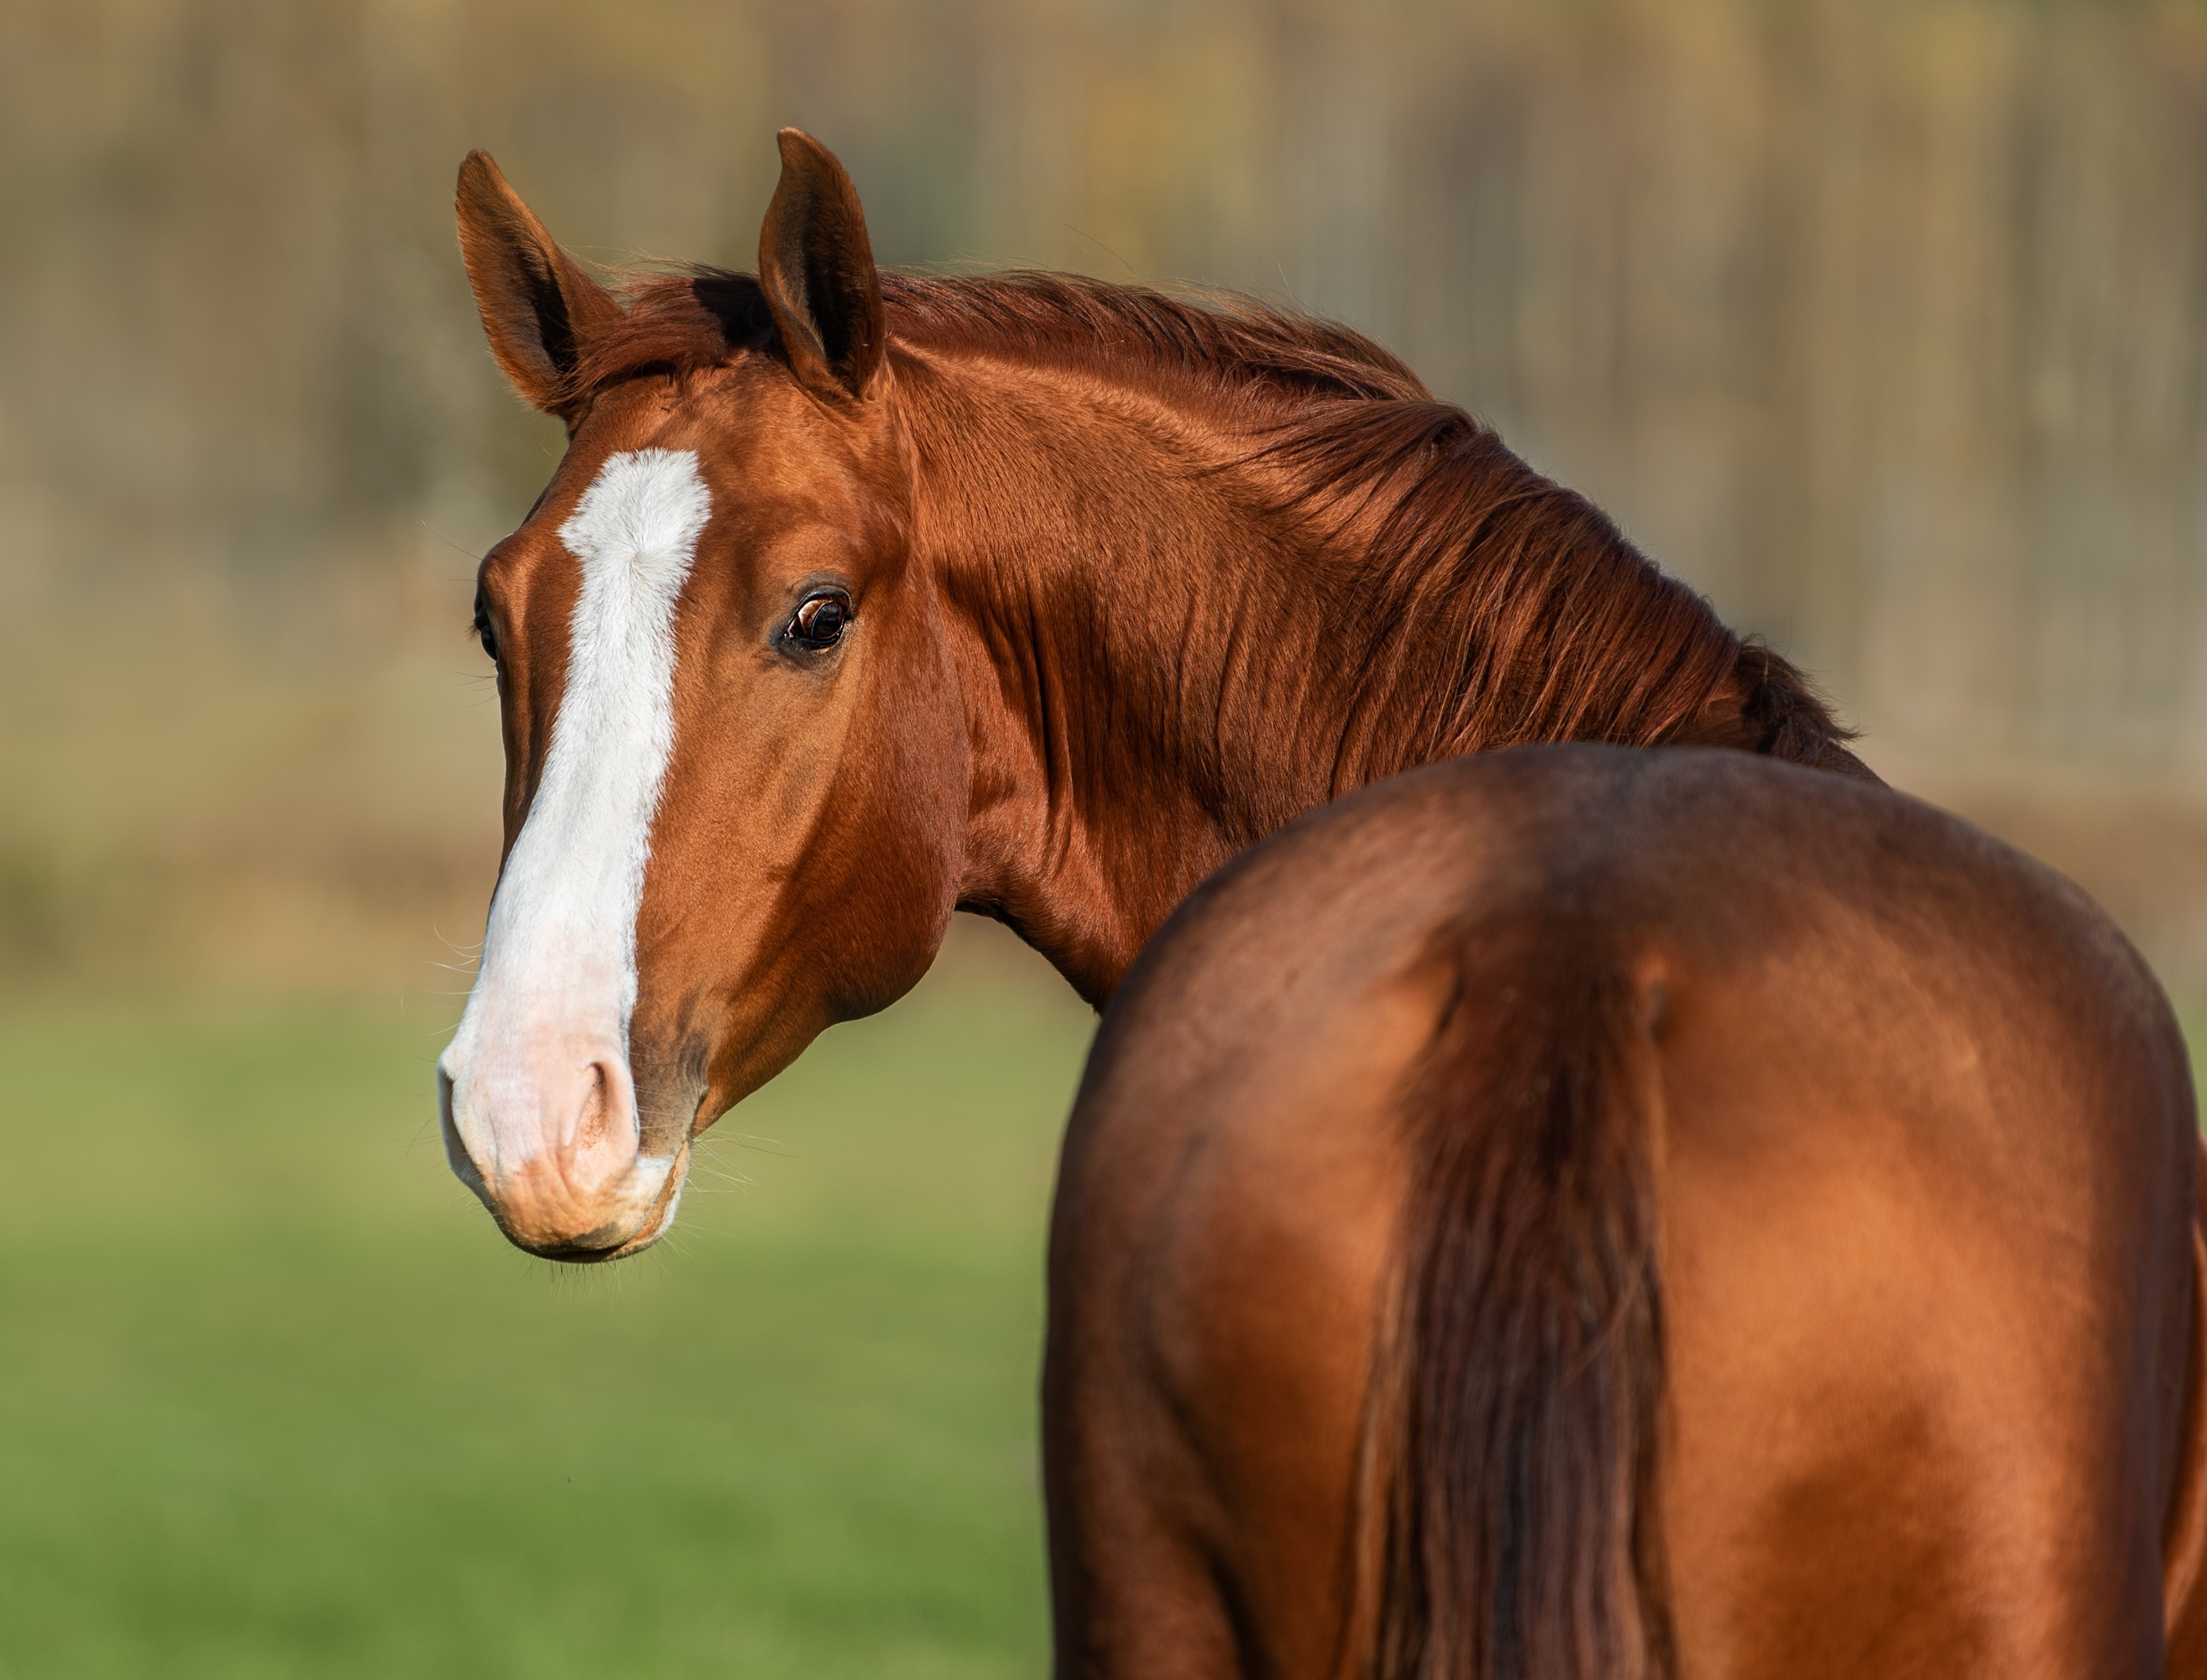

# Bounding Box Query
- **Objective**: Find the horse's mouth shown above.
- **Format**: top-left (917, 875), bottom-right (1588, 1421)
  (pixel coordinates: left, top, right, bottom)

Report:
top-left (506, 1140), bottom-right (692, 1265)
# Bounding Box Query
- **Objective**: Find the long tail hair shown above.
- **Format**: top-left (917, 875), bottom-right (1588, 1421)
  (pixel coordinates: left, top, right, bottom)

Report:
top-left (1368, 912), bottom-right (1672, 1680)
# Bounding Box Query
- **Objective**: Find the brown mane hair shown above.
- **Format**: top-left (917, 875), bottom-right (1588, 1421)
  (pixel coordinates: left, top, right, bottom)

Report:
top-left (576, 265), bottom-right (1854, 792)
top-left (578, 266), bottom-right (1429, 403)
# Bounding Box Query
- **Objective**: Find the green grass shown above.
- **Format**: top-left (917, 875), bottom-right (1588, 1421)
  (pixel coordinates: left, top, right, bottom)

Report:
top-left (0, 965), bottom-right (1095, 1679)
top-left (2180, 1001), bottom-right (2207, 1080)
top-left (3, 964), bottom-right (2195, 1680)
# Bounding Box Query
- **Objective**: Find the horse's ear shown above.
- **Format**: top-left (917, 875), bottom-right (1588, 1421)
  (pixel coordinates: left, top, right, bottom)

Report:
top-left (758, 129), bottom-right (887, 403)
top-left (456, 151), bottom-right (622, 419)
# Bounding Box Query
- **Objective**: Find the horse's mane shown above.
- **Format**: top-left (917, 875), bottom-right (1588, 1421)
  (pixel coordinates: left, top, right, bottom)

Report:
top-left (576, 265), bottom-right (1428, 404)
top-left (578, 267), bottom-right (1854, 777)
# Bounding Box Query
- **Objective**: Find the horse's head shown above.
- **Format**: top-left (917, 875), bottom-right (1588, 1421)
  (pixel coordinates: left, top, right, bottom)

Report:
top-left (437, 132), bottom-right (964, 1260)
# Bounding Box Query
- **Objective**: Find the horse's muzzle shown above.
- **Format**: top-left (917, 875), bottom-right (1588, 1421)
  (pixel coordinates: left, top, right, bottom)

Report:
top-left (437, 1053), bottom-right (688, 1261)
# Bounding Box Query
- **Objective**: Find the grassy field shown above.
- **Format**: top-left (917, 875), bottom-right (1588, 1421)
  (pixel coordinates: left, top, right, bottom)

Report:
top-left (1, 956), bottom-right (2199, 1679)
top-left (0, 959), bottom-right (1095, 1679)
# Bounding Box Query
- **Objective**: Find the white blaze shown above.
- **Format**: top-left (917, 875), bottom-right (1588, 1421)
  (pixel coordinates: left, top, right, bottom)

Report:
top-left (439, 448), bottom-right (711, 1176)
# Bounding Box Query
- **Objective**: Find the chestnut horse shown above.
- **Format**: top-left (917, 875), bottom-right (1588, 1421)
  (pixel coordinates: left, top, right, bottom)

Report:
top-left (1049, 746), bottom-right (2206, 1677)
top-left (437, 129), bottom-right (1864, 1258)
top-left (433, 131), bottom-right (2207, 1666)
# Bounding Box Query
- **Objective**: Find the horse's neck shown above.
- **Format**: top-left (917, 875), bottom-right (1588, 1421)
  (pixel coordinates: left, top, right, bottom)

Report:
top-left (904, 354), bottom-right (1757, 1005)
top-left (903, 361), bottom-right (1283, 1001)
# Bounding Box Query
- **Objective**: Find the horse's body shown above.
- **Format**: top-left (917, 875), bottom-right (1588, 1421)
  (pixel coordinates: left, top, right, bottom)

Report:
top-left (1049, 746), bottom-right (2205, 1677)
top-left (434, 132), bottom-right (2207, 1667)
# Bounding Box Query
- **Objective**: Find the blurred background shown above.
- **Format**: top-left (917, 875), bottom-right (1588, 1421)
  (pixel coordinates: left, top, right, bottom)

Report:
top-left (2, 0), bottom-right (2203, 1674)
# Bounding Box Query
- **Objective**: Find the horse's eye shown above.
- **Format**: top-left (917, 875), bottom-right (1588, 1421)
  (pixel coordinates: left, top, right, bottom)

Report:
top-left (473, 605), bottom-right (500, 666)
top-left (785, 590), bottom-right (851, 651)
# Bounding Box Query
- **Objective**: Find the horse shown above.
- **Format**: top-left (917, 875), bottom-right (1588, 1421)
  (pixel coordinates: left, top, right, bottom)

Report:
top-left (436, 128), bottom-right (1864, 1260)
top-left (429, 130), bottom-right (2207, 1665)
top-left (1045, 745), bottom-right (2206, 1677)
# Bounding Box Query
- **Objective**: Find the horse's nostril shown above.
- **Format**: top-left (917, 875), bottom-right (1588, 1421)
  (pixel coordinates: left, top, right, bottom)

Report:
top-left (574, 1060), bottom-right (615, 1150)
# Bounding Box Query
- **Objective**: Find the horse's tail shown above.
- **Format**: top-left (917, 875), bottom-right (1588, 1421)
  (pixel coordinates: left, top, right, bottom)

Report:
top-left (1367, 913), bottom-right (1672, 1680)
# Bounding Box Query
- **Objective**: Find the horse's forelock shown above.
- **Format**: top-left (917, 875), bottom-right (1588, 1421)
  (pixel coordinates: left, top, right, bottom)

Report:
top-left (565, 270), bottom-right (775, 401)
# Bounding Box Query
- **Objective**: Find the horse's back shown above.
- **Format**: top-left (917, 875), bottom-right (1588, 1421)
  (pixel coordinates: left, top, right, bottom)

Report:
top-left (1047, 745), bottom-right (2197, 1679)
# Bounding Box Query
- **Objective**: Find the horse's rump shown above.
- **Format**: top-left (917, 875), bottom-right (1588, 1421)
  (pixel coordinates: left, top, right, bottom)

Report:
top-left (1046, 747), bottom-right (2197, 1678)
